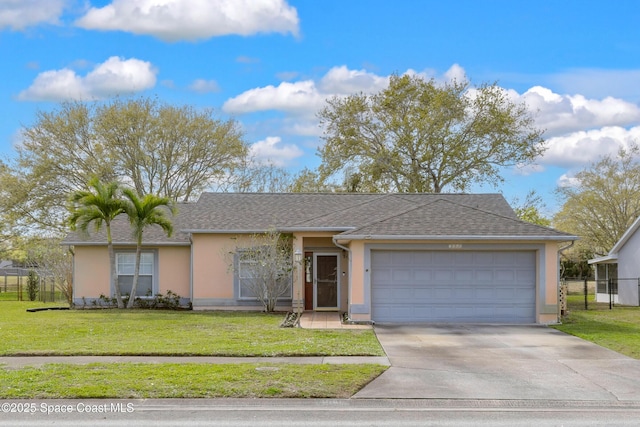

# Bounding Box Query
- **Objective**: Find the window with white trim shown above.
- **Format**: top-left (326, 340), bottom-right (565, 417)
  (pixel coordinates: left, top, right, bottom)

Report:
top-left (116, 252), bottom-right (155, 297)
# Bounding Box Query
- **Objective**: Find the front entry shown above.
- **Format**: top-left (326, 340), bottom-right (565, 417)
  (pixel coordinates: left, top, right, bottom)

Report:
top-left (314, 253), bottom-right (339, 310)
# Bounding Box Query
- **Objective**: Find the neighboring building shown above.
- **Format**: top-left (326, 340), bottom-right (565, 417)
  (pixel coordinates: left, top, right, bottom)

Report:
top-left (63, 193), bottom-right (577, 324)
top-left (589, 216), bottom-right (640, 306)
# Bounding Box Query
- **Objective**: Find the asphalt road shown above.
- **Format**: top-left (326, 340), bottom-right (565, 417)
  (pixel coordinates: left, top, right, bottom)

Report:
top-left (2, 398), bottom-right (640, 426)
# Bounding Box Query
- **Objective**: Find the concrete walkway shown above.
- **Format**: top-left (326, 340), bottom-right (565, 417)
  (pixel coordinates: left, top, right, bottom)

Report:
top-left (299, 311), bottom-right (371, 330)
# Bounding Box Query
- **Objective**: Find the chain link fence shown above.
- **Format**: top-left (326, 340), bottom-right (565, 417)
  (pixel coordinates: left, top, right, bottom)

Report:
top-left (562, 277), bottom-right (640, 311)
top-left (0, 268), bottom-right (68, 303)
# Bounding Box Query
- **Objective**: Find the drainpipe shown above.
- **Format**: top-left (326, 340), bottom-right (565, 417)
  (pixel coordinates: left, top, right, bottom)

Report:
top-left (332, 237), bottom-right (352, 320)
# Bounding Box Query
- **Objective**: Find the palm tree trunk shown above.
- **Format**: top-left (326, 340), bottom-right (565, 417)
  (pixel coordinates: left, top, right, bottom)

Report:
top-left (127, 239), bottom-right (142, 309)
top-left (107, 225), bottom-right (124, 309)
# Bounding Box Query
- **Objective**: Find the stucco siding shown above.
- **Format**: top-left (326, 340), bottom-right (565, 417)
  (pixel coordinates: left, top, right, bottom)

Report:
top-left (191, 234), bottom-right (237, 300)
top-left (73, 246), bottom-right (110, 300)
top-left (158, 246), bottom-right (191, 297)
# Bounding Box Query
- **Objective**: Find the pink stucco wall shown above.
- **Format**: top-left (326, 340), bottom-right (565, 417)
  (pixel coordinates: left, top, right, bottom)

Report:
top-left (73, 245), bottom-right (191, 301)
top-left (74, 246), bottom-right (110, 299)
top-left (157, 246), bottom-right (190, 297)
top-left (191, 234), bottom-right (237, 299)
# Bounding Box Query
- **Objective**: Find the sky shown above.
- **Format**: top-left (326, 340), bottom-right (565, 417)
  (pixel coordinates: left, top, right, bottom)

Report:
top-left (1, 0), bottom-right (640, 216)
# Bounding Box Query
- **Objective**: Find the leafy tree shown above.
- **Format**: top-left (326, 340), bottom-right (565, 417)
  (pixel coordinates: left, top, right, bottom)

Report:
top-left (225, 160), bottom-right (296, 193)
top-left (1, 97), bottom-right (247, 235)
top-left (121, 188), bottom-right (176, 308)
top-left (289, 167), bottom-right (342, 193)
top-left (554, 146), bottom-right (640, 256)
top-left (317, 74), bottom-right (544, 193)
top-left (95, 98), bottom-right (247, 201)
top-left (67, 178), bottom-right (127, 308)
top-left (227, 230), bottom-right (295, 312)
top-left (512, 190), bottom-right (551, 227)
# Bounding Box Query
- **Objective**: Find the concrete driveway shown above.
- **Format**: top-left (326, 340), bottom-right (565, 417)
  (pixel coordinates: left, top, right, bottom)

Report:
top-left (354, 324), bottom-right (640, 400)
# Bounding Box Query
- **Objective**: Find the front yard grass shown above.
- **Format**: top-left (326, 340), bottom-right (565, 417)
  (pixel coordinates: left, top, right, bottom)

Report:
top-left (0, 302), bottom-right (387, 398)
top-left (0, 302), bottom-right (384, 357)
top-left (553, 294), bottom-right (640, 359)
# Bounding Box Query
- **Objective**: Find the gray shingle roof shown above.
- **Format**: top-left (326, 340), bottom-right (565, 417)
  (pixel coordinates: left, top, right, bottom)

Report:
top-left (63, 192), bottom-right (577, 244)
top-left (63, 203), bottom-right (194, 245)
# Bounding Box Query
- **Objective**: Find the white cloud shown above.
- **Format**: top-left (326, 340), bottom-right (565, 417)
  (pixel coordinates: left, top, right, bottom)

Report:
top-left (318, 66), bottom-right (388, 94)
top-left (188, 79), bottom-right (220, 93)
top-left (223, 80), bottom-right (325, 116)
top-left (557, 173), bottom-right (580, 188)
top-left (443, 63), bottom-right (467, 83)
top-left (224, 65), bottom-right (393, 117)
top-left (540, 126), bottom-right (640, 169)
top-left (250, 136), bottom-right (303, 166)
top-left (18, 56), bottom-right (157, 101)
top-left (550, 68), bottom-right (640, 103)
top-left (521, 86), bottom-right (640, 137)
top-left (75, 0), bottom-right (299, 42)
top-left (0, 0), bottom-right (65, 30)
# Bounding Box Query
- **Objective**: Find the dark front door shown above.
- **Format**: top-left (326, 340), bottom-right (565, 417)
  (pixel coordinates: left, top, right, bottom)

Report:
top-left (314, 254), bottom-right (339, 310)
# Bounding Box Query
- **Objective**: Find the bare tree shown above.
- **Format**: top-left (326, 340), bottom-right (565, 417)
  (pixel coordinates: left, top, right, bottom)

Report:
top-left (227, 230), bottom-right (295, 312)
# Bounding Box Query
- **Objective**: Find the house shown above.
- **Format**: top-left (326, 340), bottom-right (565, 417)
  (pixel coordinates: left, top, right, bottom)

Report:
top-left (63, 193), bottom-right (577, 324)
top-left (589, 216), bottom-right (640, 306)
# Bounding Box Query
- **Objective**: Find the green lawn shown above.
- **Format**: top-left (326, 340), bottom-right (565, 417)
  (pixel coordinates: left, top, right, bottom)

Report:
top-left (0, 302), bottom-right (384, 357)
top-left (553, 294), bottom-right (640, 359)
top-left (0, 302), bottom-right (387, 398)
top-left (0, 363), bottom-right (386, 399)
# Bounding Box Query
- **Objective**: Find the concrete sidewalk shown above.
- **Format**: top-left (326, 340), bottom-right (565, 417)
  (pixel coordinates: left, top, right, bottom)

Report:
top-left (0, 355), bottom-right (390, 369)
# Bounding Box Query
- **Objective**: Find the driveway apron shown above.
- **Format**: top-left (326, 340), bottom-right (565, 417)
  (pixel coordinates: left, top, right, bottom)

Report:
top-left (354, 324), bottom-right (640, 400)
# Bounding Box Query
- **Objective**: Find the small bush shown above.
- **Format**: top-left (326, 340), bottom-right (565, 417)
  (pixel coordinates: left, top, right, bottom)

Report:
top-left (90, 291), bottom-right (183, 309)
top-left (26, 270), bottom-right (39, 301)
top-left (134, 290), bottom-right (183, 310)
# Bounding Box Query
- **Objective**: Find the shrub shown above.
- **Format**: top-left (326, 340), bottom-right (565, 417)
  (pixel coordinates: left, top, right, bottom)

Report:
top-left (26, 270), bottom-right (39, 301)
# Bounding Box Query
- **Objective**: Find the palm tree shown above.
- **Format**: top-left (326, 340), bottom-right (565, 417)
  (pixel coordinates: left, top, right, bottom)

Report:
top-left (68, 177), bottom-right (126, 308)
top-left (121, 188), bottom-right (176, 308)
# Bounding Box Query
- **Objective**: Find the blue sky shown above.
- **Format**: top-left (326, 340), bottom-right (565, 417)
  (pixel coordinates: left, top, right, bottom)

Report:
top-left (1, 0), bottom-right (640, 215)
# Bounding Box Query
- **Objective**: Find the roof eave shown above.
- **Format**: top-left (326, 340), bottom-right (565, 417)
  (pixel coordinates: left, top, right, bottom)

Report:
top-left (588, 255), bottom-right (618, 265)
top-left (62, 241), bottom-right (191, 247)
top-left (182, 227), bottom-right (354, 234)
top-left (336, 234), bottom-right (579, 241)
top-left (609, 215), bottom-right (640, 254)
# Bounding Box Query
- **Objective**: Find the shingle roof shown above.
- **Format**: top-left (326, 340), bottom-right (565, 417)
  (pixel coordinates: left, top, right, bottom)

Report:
top-left (63, 192), bottom-right (577, 244)
top-left (63, 203), bottom-right (194, 246)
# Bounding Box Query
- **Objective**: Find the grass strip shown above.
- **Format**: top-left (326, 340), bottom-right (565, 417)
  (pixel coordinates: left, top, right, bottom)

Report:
top-left (0, 363), bottom-right (387, 399)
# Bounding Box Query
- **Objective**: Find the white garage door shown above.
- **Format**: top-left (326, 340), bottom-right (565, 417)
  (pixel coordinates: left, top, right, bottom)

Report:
top-left (371, 250), bottom-right (536, 323)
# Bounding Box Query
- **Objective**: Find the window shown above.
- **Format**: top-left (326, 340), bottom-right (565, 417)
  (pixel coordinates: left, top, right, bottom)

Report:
top-left (116, 252), bottom-right (155, 297)
top-left (236, 252), bottom-right (292, 300)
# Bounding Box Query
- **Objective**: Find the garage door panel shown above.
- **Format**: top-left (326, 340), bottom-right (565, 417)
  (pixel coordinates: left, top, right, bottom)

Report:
top-left (454, 269), bottom-right (474, 281)
top-left (392, 269), bottom-right (412, 282)
top-left (371, 250), bottom-right (536, 323)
